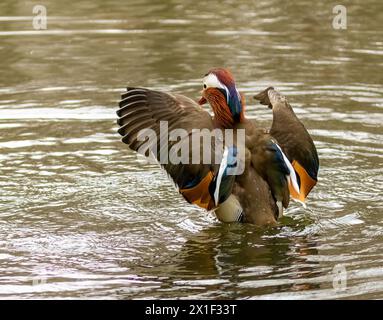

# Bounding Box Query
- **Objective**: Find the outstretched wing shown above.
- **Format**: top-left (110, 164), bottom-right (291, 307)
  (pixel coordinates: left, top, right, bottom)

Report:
top-left (117, 87), bottom-right (235, 211)
top-left (254, 87), bottom-right (319, 202)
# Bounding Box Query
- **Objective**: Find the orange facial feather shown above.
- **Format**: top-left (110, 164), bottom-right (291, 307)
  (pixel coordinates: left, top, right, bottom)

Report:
top-left (204, 88), bottom-right (235, 128)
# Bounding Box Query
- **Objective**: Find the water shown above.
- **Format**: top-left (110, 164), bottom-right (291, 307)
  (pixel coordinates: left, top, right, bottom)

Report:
top-left (0, 0), bottom-right (382, 299)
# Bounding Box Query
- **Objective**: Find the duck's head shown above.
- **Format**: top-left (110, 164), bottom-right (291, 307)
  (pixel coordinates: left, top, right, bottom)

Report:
top-left (198, 68), bottom-right (244, 128)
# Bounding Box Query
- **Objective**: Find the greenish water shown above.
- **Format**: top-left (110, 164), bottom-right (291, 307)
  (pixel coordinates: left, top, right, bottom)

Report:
top-left (0, 0), bottom-right (382, 299)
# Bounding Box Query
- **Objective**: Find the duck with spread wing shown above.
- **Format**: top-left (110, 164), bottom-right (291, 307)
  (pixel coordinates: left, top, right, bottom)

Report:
top-left (116, 68), bottom-right (319, 226)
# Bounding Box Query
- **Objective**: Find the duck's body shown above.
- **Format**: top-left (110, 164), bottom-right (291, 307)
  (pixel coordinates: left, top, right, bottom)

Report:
top-left (117, 69), bottom-right (318, 226)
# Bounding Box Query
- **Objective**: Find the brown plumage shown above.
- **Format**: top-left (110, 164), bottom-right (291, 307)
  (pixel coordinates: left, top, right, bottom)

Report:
top-left (254, 87), bottom-right (319, 202)
top-left (117, 69), bottom-right (317, 226)
top-left (117, 88), bottom-right (220, 211)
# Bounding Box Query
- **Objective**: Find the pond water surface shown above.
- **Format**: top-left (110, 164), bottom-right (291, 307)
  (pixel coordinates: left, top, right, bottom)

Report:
top-left (0, 0), bottom-right (382, 299)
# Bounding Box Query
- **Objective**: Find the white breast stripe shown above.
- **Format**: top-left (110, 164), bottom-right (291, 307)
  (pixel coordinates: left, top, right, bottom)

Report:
top-left (214, 146), bottom-right (229, 205)
top-left (275, 144), bottom-right (300, 195)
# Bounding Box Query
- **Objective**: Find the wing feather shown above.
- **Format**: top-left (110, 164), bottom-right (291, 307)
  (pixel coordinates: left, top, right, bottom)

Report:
top-left (117, 87), bottom-right (222, 210)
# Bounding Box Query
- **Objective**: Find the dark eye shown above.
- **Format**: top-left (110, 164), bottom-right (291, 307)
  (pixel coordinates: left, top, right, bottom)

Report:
top-left (203, 84), bottom-right (207, 89)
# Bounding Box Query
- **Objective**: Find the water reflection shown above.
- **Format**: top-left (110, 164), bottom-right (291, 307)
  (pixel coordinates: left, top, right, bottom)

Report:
top-left (115, 223), bottom-right (322, 298)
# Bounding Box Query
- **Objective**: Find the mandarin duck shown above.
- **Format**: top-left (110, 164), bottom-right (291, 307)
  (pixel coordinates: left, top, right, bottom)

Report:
top-left (116, 68), bottom-right (318, 226)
